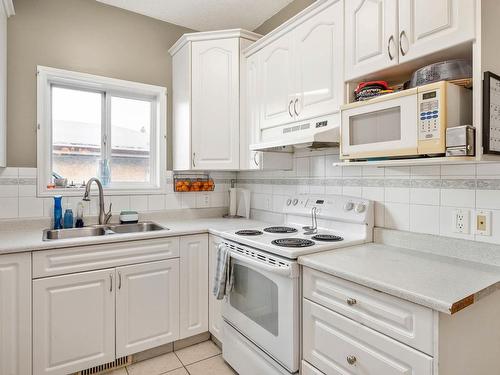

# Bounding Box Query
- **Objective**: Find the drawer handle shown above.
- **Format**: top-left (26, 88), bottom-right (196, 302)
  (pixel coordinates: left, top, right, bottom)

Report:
top-left (347, 355), bottom-right (357, 365)
top-left (346, 297), bottom-right (357, 306)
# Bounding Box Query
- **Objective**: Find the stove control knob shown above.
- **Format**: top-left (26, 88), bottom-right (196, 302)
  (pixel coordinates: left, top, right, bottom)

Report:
top-left (343, 202), bottom-right (354, 211)
top-left (286, 199), bottom-right (292, 206)
top-left (355, 203), bottom-right (366, 213)
top-left (292, 199), bottom-right (298, 206)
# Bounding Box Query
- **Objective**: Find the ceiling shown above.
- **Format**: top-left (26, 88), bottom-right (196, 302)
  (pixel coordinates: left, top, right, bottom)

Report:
top-left (96, 0), bottom-right (295, 31)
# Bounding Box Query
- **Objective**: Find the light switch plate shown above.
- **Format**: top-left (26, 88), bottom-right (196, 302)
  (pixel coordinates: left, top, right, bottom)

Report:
top-left (475, 210), bottom-right (492, 236)
top-left (452, 209), bottom-right (469, 234)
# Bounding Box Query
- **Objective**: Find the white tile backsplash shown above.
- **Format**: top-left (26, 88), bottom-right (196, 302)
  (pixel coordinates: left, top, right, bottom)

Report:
top-left (410, 205), bottom-right (440, 235)
top-left (0, 197), bottom-right (19, 218)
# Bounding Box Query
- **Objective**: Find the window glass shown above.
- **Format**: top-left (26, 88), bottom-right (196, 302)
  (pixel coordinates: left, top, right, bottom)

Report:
top-left (52, 86), bottom-right (102, 185)
top-left (110, 96), bottom-right (152, 183)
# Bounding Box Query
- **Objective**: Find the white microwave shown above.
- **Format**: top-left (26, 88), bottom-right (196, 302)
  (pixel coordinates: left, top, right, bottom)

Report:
top-left (340, 81), bottom-right (472, 160)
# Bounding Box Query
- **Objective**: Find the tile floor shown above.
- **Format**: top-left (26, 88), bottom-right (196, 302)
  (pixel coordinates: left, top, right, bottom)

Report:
top-left (108, 340), bottom-right (236, 375)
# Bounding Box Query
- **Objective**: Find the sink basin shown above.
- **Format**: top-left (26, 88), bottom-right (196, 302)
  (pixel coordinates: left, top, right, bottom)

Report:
top-left (107, 222), bottom-right (167, 234)
top-left (43, 226), bottom-right (108, 240)
top-left (42, 221), bottom-right (167, 241)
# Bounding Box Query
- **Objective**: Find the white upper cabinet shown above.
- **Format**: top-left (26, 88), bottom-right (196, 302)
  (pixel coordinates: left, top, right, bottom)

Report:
top-left (260, 35), bottom-right (295, 129)
top-left (294, 0), bottom-right (343, 120)
top-left (0, 253), bottom-right (31, 375)
top-left (191, 38), bottom-right (240, 170)
top-left (170, 30), bottom-right (260, 170)
top-left (398, 0), bottom-right (475, 63)
top-left (115, 259), bottom-right (180, 357)
top-left (247, 0), bottom-right (344, 131)
top-left (345, 0), bottom-right (398, 81)
top-left (345, 0), bottom-right (475, 80)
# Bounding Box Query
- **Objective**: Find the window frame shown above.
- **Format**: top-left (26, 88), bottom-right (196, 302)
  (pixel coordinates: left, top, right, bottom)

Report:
top-left (37, 66), bottom-right (167, 197)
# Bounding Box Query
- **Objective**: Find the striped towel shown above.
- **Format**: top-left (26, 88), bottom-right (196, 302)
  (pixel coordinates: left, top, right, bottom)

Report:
top-left (213, 243), bottom-right (234, 300)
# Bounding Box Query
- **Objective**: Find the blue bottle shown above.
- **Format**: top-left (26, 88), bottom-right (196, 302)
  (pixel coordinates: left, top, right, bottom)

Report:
top-left (53, 195), bottom-right (63, 229)
top-left (64, 208), bottom-right (74, 229)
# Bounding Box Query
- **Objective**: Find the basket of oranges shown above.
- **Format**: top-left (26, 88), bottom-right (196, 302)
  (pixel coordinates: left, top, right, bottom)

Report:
top-left (174, 175), bottom-right (215, 192)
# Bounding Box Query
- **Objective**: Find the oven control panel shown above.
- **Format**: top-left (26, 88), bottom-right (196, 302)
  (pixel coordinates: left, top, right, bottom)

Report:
top-left (283, 195), bottom-right (373, 224)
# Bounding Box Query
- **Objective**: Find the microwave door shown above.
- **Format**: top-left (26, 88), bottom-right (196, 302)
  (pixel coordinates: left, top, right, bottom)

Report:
top-left (341, 94), bottom-right (418, 159)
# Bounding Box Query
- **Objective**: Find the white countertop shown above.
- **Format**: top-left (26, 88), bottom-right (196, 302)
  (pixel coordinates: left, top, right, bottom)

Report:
top-left (0, 217), bottom-right (268, 255)
top-left (298, 243), bottom-right (500, 314)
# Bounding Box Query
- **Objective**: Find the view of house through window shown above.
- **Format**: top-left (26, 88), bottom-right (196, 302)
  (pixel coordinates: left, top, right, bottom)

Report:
top-left (51, 86), bottom-right (153, 186)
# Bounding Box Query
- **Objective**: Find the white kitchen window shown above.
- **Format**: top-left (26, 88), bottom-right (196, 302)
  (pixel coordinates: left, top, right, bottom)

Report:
top-left (37, 66), bottom-right (167, 196)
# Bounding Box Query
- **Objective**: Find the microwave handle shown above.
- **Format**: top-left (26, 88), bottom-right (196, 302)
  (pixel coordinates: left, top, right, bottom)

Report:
top-left (229, 251), bottom-right (295, 278)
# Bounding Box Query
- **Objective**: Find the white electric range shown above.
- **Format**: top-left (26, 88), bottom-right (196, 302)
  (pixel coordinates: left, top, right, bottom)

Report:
top-left (218, 194), bottom-right (374, 375)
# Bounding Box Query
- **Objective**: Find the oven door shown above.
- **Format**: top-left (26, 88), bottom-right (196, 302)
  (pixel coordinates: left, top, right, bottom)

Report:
top-left (341, 91), bottom-right (419, 159)
top-left (222, 246), bottom-right (300, 373)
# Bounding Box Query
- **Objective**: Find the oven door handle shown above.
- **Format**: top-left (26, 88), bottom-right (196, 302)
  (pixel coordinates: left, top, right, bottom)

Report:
top-left (230, 251), bottom-right (297, 278)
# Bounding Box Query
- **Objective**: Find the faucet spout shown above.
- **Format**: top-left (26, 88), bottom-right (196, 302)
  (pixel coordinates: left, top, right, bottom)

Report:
top-left (83, 178), bottom-right (112, 225)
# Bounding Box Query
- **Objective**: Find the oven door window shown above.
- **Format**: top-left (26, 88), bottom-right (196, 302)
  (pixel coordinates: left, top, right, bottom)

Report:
top-left (349, 107), bottom-right (401, 146)
top-left (230, 263), bottom-right (279, 336)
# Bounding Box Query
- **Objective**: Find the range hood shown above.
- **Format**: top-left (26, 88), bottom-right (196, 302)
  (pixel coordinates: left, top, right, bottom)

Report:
top-left (250, 114), bottom-right (340, 152)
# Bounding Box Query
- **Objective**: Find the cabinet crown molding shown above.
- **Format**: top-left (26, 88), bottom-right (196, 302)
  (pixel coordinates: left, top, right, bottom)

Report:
top-left (169, 28), bottom-right (261, 56)
top-left (244, 0), bottom-right (337, 57)
top-left (1, 0), bottom-right (14, 17)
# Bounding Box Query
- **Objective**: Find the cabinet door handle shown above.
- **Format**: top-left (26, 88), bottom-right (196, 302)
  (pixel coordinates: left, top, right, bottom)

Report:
top-left (192, 152), bottom-right (196, 168)
top-left (109, 274), bottom-right (113, 292)
top-left (293, 98), bottom-right (299, 116)
top-left (347, 355), bottom-right (357, 365)
top-left (288, 100), bottom-right (294, 118)
top-left (118, 271), bottom-right (122, 290)
top-left (399, 30), bottom-right (407, 56)
top-left (347, 297), bottom-right (357, 306)
top-left (253, 152), bottom-right (259, 167)
top-left (388, 35), bottom-right (395, 60)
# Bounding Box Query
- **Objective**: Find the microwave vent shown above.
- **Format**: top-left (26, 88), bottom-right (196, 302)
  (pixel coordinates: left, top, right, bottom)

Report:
top-left (283, 123), bottom-right (310, 134)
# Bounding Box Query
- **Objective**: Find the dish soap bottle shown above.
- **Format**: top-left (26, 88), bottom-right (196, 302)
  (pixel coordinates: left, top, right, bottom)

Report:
top-left (75, 201), bottom-right (85, 228)
top-left (63, 203), bottom-right (74, 229)
top-left (53, 195), bottom-right (63, 229)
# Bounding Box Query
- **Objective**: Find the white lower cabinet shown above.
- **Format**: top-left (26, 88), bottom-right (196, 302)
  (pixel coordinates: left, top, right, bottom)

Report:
top-left (116, 259), bottom-right (180, 356)
top-left (33, 269), bottom-right (116, 375)
top-left (208, 235), bottom-right (224, 341)
top-left (0, 253), bottom-right (31, 375)
top-left (179, 234), bottom-right (209, 339)
top-left (303, 299), bottom-right (433, 375)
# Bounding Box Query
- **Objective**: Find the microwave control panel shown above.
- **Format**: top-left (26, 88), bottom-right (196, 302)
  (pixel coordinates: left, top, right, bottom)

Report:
top-left (418, 88), bottom-right (441, 141)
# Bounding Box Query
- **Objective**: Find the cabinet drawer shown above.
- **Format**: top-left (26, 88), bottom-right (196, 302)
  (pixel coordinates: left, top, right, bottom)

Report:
top-left (33, 237), bottom-right (180, 278)
top-left (303, 299), bottom-right (433, 375)
top-left (303, 268), bottom-right (434, 355)
top-left (302, 360), bottom-right (324, 375)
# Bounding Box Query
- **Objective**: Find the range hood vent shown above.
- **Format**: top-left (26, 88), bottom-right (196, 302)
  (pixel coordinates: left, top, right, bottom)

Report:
top-left (250, 115), bottom-right (340, 152)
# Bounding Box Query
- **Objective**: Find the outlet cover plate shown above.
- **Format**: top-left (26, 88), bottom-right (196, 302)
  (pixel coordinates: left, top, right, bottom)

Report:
top-left (475, 210), bottom-right (492, 236)
top-left (453, 209), bottom-right (470, 234)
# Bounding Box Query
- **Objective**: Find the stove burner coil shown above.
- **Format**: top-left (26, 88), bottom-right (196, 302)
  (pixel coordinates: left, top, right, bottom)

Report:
top-left (235, 230), bottom-right (263, 236)
top-left (264, 226), bottom-right (298, 234)
top-left (311, 234), bottom-right (344, 242)
top-left (271, 238), bottom-right (315, 248)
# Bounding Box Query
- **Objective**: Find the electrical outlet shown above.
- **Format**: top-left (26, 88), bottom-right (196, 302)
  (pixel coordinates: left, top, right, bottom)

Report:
top-left (475, 210), bottom-right (492, 236)
top-left (453, 209), bottom-right (469, 234)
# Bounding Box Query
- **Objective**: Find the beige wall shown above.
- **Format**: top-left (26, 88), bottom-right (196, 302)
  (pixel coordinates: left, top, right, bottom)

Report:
top-left (253, 0), bottom-right (315, 35)
top-left (7, 0), bottom-right (193, 167)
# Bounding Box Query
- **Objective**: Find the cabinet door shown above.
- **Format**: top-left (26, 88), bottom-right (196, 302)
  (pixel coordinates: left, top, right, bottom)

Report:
top-left (345, 0), bottom-right (398, 80)
top-left (33, 269), bottom-right (115, 375)
top-left (0, 9), bottom-right (6, 167)
top-left (241, 53), bottom-right (262, 170)
top-left (179, 234), bottom-right (209, 339)
top-left (191, 38), bottom-right (240, 170)
top-left (294, 0), bottom-right (344, 119)
top-left (116, 259), bottom-right (180, 357)
top-left (398, 0), bottom-right (475, 63)
top-left (208, 235), bottom-right (224, 342)
top-left (0, 253), bottom-right (31, 375)
top-left (260, 36), bottom-right (295, 129)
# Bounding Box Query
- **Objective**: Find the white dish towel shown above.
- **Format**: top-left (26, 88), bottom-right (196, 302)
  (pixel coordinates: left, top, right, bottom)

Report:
top-left (213, 243), bottom-right (234, 300)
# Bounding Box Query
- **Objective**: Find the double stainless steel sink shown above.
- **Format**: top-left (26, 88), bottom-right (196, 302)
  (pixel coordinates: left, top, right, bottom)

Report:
top-left (43, 221), bottom-right (167, 241)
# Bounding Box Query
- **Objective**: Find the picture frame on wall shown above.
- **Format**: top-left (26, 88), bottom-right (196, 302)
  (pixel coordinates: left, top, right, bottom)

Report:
top-left (483, 71), bottom-right (500, 155)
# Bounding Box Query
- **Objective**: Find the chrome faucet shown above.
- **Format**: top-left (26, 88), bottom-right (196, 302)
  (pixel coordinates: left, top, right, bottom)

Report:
top-left (82, 177), bottom-right (112, 225)
top-left (303, 206), bottom-right (318, 235)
